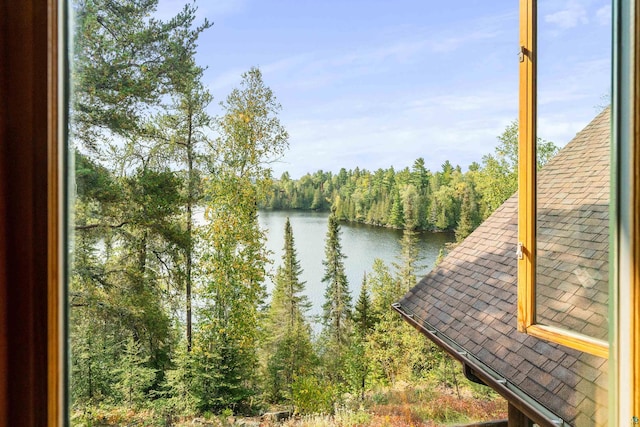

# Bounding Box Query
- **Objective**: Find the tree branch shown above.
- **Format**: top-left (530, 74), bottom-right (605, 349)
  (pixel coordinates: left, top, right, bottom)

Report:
top-left (75, 221), bottom-right (128, 231)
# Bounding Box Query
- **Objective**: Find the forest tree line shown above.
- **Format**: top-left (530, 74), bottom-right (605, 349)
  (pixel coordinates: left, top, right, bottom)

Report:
top-left (259, 127), bottom-right (559, 241)
top-left (69, 0), bottom-right (558, 423)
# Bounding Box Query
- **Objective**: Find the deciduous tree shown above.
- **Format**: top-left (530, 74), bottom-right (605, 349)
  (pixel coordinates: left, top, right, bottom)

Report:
top-left (195, 66), bottom-right (288, 411)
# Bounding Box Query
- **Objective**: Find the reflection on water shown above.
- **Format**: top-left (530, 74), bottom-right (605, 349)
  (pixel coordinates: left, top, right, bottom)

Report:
top-left (259, 209), bottom-right (454, 320)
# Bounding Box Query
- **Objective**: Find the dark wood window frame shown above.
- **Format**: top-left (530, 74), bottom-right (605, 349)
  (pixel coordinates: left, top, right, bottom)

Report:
top-left (0, 0), bottom-right (64, 425)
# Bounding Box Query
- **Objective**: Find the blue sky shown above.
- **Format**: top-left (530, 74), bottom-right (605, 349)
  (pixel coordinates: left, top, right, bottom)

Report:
top-left (157, 0), bottom-right (611, 178)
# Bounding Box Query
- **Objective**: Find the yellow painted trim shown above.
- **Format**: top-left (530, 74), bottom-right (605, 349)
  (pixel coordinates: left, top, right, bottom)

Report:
top-left (517, 0), bottom-right (536, 333)
top-left (526, 324), bottom-right (609, 359)
top-left (632, 0), bottom-right (640, 415)
top-left (517, 0), bottom-right (609, 360)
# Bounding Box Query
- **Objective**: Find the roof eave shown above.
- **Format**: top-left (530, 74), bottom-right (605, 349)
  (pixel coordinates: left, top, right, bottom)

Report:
top-left (392, 302), bottom-right (568, 427)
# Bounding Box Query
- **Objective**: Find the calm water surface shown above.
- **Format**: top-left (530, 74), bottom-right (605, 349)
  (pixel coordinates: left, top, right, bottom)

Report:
top-left (258, 210), bottom-right (454, 321)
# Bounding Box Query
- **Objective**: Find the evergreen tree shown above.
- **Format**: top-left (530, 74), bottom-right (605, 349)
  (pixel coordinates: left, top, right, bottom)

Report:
top-left (440, 160), bottom-right (455, 187)
top-left (353, 273), bottom-right (376, 334)
top-left (455, 181), bottom-right (481, 241)
top-left (69, 0), bottom-right (211, 411)
top-left (368, 229), bottom-right (428, 385)
top-left (71, 157), bottom-right (183, 404)
top-left (264, 218), bottom-right (315, 403)
top-left (272, 218), bottom-right (311, 334)
top-left (388, 189), bottom-right (404, 228)
top-left (158, 62), bottom-right (213, 351)
top-left (367, 260), bottom-right (406, 384)
top-left (112, 336), bottom-right (157, 408)
top-left (346, 273), bottom-right (375, 399)
top-left (70, 294), bottom-right (119, 405)
top-left (72, 0), bottom-right (208, 153)
top-left (394, 229), bottom-right (420, 292)
top-left (165, 343), bottom-right (199, 415)
top-left (321, 210), bottom-right (352, 382)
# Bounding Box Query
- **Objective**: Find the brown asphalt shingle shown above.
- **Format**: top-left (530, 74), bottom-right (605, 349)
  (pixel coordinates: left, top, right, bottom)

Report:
top-left (397, 108), bottom-right (610, 426)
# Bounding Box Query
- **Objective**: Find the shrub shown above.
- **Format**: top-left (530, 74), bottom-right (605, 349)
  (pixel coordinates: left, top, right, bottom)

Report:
top-left (291, 375), bottom-right (335, 415)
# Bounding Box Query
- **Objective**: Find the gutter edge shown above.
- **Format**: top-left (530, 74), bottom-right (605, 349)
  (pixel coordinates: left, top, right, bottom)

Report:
top-left (392, 302), bottom-right (569, 427)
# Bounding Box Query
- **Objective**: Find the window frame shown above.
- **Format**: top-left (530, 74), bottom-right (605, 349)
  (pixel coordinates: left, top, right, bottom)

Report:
top-left (49, 0), bottom-right (66, 424)
top-left (516, 0), bottom-right (609, 359)
top-left (1, 0), bottom-right (637, 424)
top-left (0, 0), bottom-right (65, 425)
top-left (610, 0), bottom-right (640, 422)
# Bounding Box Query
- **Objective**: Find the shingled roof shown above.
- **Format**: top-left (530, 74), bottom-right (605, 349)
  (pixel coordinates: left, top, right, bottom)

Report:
top-left (394, 108), bottom-right (610, 427)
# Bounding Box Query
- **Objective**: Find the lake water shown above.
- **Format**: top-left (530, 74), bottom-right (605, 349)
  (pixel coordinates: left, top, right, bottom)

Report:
top-left (258, 210), bottom-right (454, 321)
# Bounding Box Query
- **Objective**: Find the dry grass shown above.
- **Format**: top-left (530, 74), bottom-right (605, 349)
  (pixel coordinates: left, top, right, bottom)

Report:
top-left (273, 384), bottom-right (506, 427)
top-left (70, 384), bottom-right (507, 427)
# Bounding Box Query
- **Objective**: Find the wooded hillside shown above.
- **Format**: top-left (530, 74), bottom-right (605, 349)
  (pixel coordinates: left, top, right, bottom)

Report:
top-left (68, 1), bottom-right (557, 424)
top-left (260, 123), bottom-right (558, 242)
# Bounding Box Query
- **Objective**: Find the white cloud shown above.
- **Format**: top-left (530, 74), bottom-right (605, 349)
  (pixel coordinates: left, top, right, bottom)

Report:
top-left (538, 58), bottom-right (609, 107)
top-left (544, 1), bottom-right (589, 29)
top-left (538, 114), bottom-right (593, 148)
top-left (243, 24), bottom-right (502, 97)
top-left (595, 4), bottom-right (611, 27)
top-left (427, 30), bottom-right (500, 53)
top-left (273, 87), bottom-right (519, 178)
top-left (197, 5), bottom-right (603, 179)
top-left (261, 54), bottom-right (313, 75)
top-left (207, 67), bottom-right (246, 92)
top-left (273, 63), bottom-right (607, 178)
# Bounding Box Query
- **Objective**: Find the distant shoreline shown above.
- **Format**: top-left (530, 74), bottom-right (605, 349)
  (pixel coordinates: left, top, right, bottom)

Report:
top-left (258, 207), bottom-right (455, 234)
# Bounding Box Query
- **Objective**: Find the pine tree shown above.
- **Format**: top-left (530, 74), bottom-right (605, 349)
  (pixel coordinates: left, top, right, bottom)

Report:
top-left (274, 218), bottom-right (311, 333)
top-left (455, 182), bottom-right (480, 242)
top-left (73, 0), bottom-right (208, 153)
top-left (321, 210), bottom-right (352, 382)
top-left (368, 228), bottom-right (428, 385)
top-left (353, 273), bottom-right (375, 335)
top-left (394, 227), bottom-right (421, 293)
top-left (112, 336), bottom-right (157, 408)
top-left (264, 218), bottom-right (315, 403)
top-left (346, 273), bottom-right (375, 399)
top-left (367, 260), bottom-right (406, 384)
top-left (70, 0), bottom-right (211, 410)
top-left (159, 62), bottom-right (213, 351)
top-left (165, 343), bottom-right (199, 415)
top-left (388, 189), bottom-right (404, 228)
